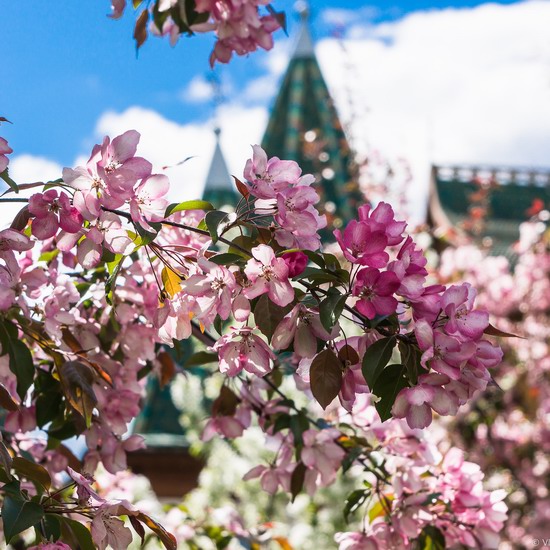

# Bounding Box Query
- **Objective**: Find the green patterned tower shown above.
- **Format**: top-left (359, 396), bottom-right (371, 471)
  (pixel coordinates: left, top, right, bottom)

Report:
top-left (202, 127), bottom-right (239, 209)
top-left (261, 6), bottom-right (362, 230)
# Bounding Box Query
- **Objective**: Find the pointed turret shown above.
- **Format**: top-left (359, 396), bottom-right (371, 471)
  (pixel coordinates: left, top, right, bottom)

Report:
top-left (261, 3), bottom-right (362, 230)
top-left (202, 127), bottom-right (238, 209)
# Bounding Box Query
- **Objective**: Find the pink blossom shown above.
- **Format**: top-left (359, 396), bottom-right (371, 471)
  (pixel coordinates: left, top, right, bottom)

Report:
top-left (275, 185), bottom-right (326, 242)
top-left (109, 0), bottom-right (126, 19)
top-left (67, 466), bottom-right (104, 504)
top-left (281, 250), bottom-right (308, 277)
top-left (358, 201), bottom-right (406, 246)
top-left (392, 373), bottom-right (459, 429)
top-left (440, 283), bottom-right (489, 340)
top-left (156, 293), bottom-right (195, 345)
top-left (0, 137), bottom-right (12, 172)
top-left (272, 304), bottom-right (336, 358)
top-left (4, 406), bottom-right (36, 432)
top-left (415, 319), bottom-right (475, 380)
top-left (243, 145), bottom-right (302, 199)
top-left (335, 532), bottom-right (377, 550)
top-left (0, 228), bottom-right (33, 253)
top-left (388, 236), bottom-right (428, 300)
top-left (352, 267), bottom-right (400, 319)
top-left (91, 505), bottom-right (133, 550)
top-left (334, 220), bottom-right (389, 267)
top-left (212, 326), bottom-right (275, 377)
top-left (301, 428), bottom-right (345, 493)
top-left (243, 244), bottom-right (294, 307)
top-left (99, 130), bottom-right (152, 183)
top-left (182, 256), bottom-right (237, 327)
top-left (129, 174), bottom-right (170, 232)
top-left (29, 190), bottom-right (83, 239)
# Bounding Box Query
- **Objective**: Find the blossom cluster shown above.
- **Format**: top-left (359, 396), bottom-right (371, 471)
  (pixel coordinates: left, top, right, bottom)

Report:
top-left (434, 218), bottom-right (550, 547)
top-left (109, 0), bottom-right (281, 65)
top-left (0, 130), bottom-right (507, 548)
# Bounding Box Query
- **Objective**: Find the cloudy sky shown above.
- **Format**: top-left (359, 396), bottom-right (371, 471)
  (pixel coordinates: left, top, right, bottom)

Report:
top-left (2, 0), bottom-right (549, 220)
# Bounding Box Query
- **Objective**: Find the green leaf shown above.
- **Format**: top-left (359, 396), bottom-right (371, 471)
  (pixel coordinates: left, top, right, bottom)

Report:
top-left (343, 489), bottom-right (369, 522)
top-left (289, 413), bottom-right (309, 446)
top-left (290, 462), bottom-right (306, 502)
top-left (105, 255), bottom-right (126, 305)
top-left (60, 517), bottom-right (95, 550)
top-left (184, 351), bottom-right (219, 368)
top-left (0, 168), bottom-right (19, 193)
top-left (319, 289), bottom-right (347, 333)
top-left (415, 525), bottom-right (446, 550)
top-left (164, 200), bottom-right (214, 218)
top-left (341, 447), bottom-right (363, 473)
top-left (43, 514), bottom-right (62, 541)
top-left (228, 235), bottom-right (255, 258)
top-left (272, 414), bottom-right (291, 434)
top-left (296, 267), bottom-right (342, 284)
top-left (36, 390), bottom-right (63, 427)
top-left (1, 496), bottom-right (44, 544)
top-left (205, 210), bottom-right (228, 243)
top-left (0, 321), bottom-right (34, 400)
top-left (12, 457), bottom-right (51, 491)
top-left (399, 340), bottom-right (423, 385)
top-left (57, 361), bottom-right (97, 428)
top-left (372, 363), bottom-right (408, 422)
top-left (310, 349), bottom-right (343, 409)
top-left (361, 336), bottom-right (397, 389)
top-left (209, 253), bottom-right (245, 266)
top-left (253, 294), bottom-right (295, 342)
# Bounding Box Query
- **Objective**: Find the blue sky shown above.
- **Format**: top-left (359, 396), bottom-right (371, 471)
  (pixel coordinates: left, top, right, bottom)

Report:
top-left (1, 0), bottom-right (524, 166)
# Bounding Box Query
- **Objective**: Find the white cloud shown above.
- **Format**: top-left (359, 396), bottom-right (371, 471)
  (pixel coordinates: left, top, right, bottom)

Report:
top-left (314, 0), bottom-right (550, 218)
top-left (181, 75), bottom-right (214, 104)
top-left (9, 155), bottom-right (63, 183)
top-left (0, 155), bottom-right (63, 228)
top-left (94, 103), bottom-right (267, 201)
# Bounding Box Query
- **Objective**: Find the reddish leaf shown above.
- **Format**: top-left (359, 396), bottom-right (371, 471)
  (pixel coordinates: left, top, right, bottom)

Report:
top-left (290, 462), bottom-right (306, 502)
top-left (9, 206), bottom-right (31, 231)
top-left (136, 512), bottom-right (177, 550)
top-left (0, 117), bottom-right (12, 124)
top-left (133, 9), bottom-right (149, 50)
top-left (484, 323), bottom-right (524, 339)
top-left (158, 351), bottom-right (177, 387)
top-left (12, 456), bottom-right (51, 490)
top-left (212, 386), bottom-right (240, 417)
top-left (129, 515), bottom-right (146, 544)
top-left (338, 345), bottom-right (360, 366)
top-left (57, 444), bottom-right (82, 471)
top-left (310, 349), bottom-right (343, 409)
top-left (233, 176), bottom-right (250, 199)
top-left (0, 384), bottom-right (18, 411)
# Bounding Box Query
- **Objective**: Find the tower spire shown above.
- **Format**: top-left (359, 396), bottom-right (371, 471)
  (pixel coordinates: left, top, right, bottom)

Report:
top-left (293, 1), bottom-right (314, 58)
top-left (202, 126), bottom-right (238, 208)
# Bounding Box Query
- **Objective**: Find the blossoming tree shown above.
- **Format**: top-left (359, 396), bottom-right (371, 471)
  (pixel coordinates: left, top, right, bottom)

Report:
top-left (0, 1), bottom-right (512, 548)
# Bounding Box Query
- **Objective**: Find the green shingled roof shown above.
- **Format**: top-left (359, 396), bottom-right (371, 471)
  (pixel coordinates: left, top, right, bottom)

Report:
top-left (132, 340), bottom-right (195, 448)
top-left (430, 165), bottom-right (550, 261)
top-left (261, 11), bottom-right (363, 230)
